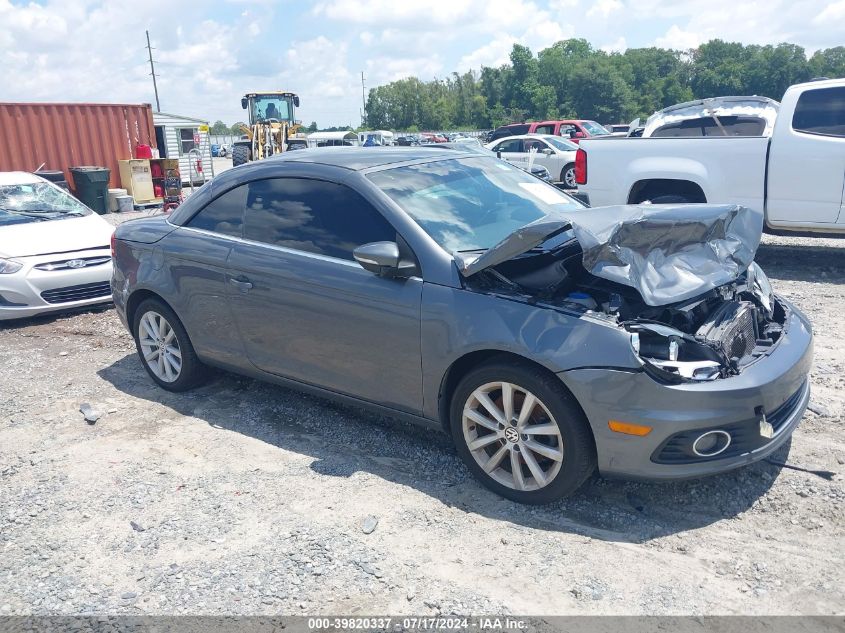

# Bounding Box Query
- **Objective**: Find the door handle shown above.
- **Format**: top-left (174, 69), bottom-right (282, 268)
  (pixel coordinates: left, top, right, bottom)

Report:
top-left (229, 276), bottom-right (253, 292)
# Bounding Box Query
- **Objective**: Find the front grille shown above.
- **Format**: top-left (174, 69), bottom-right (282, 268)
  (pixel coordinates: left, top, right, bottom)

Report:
top-left (40, 282), bottom-right (112, 304)
top-left (35, 255), bottom-right (111, 271)
top-left (652, 382), bottom-right (807, 464)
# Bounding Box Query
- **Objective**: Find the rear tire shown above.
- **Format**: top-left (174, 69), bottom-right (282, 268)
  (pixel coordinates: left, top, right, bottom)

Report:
top-left (449, 360), bottom-right (596, 504)
top-left (232, 144), bottom-right (251, 167)
top-left (132, 298), bottom-right (207, 392)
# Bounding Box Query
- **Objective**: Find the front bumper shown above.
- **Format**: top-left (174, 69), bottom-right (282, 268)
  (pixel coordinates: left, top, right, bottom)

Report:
top-left (0, 249), bottom-right (113, 321)
top-left (560, 299), bottom-right (813, 481)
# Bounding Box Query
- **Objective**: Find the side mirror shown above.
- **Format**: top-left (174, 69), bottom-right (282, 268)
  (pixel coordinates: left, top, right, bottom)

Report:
top-left (353, 242), bottom-right (416, 278)
top-left (574, 131), bottom-right (586, 139)
top-left (241, 97), bottom-right (248, 109)
top-left (542, 148), bottom-right (554, 155)
top-left (293, 95), bottom-right (300, 107)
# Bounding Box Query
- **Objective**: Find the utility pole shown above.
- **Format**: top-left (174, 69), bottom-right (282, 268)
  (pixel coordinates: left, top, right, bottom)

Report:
top-left (361, 71), bottom-right (366, 127)
top-left (146, 30), bottom-right (161, 112)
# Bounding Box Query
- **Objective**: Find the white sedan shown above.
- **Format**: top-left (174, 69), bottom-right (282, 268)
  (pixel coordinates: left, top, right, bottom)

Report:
top-left (0, 172), bottom-right (114, 320)
top-left (485, 134), bottom-right (579, 188)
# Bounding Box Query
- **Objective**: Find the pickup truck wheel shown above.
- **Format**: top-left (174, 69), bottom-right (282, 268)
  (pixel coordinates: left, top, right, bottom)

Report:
top-left (561, 164), bottom-right (576, 189)
top-left (644, 194), bottom-right (692, 204)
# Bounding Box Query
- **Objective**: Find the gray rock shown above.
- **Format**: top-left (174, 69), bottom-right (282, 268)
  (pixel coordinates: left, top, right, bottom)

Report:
top-left (79, 403), bottom-right (100, 424)
top-left (361, 515), bottom-right (379, 534)
top-left (120, 592), bottom-right (137, 600)
top-left (807, 402), bottom-right (831, 417)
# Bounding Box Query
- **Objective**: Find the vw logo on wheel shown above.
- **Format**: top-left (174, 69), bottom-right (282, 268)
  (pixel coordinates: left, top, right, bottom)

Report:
top-left (504, 427), bottom-right (520, 443)
top-left (66, 259), bottom-right (87, 269)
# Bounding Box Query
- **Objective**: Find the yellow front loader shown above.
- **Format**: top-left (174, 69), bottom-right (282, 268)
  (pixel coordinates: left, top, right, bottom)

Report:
top-left (231, 91), bottom-right (301, 166)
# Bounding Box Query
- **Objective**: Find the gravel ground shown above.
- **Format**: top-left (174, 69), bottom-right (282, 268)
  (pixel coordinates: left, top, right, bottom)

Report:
top-left (0, 224), bottom-right (843, 616)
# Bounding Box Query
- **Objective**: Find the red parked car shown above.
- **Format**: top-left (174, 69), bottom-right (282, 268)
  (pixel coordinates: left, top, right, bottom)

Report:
top-left (490, 120), bottom-right (612, 143)
top-left (419, 132), bottom-right (447, 143)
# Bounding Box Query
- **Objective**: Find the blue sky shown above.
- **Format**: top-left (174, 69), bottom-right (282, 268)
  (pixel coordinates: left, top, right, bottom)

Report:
top-left (1, 0), bottom-right (843, 127)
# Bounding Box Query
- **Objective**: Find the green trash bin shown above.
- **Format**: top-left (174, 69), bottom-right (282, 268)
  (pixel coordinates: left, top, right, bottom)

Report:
top-left (69, 166), bottom-right (111, 215)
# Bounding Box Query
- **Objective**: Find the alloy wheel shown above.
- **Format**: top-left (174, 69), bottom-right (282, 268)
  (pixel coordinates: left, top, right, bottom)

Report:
top-left (564, 167), bottom-right (576, 188)
top-left (138, 310), bottom-right (182, 383)
top-left (462, 381), bottom-right (564, 491)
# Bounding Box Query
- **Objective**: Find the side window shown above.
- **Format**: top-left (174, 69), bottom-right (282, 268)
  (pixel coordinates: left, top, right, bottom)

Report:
top-left (534, 124), bottom-right (554, 135)
top-left (793, 86), bottom-right (845, 137)
top-left (524, 139), bottom-right (548, 152)
top-left (185, 185), bottom-right (245, 237)
top-left (495, 139), bottom-right (523, 153)
top-left (243, 178), bottom-right (396, 260)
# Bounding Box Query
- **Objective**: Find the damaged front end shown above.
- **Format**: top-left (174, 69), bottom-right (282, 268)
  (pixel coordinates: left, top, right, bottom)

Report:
top-left (459, 203), bottom-right (788, 383)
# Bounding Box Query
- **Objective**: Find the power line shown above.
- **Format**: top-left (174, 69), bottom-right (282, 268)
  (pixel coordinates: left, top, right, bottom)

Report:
top-left (146, 30), bottom-right (161, 112)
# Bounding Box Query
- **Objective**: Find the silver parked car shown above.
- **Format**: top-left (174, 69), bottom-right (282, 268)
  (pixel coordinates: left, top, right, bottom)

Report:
top-left (111, 148), bottom-right (812, 504)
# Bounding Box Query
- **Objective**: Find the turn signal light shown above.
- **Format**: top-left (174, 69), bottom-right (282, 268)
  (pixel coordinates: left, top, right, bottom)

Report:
top-left (608, 420), bottom-right (652, 436)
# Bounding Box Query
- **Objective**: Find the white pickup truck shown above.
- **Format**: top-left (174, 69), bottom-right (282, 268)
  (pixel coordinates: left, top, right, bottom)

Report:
top-left (577, 78), bottom-right (845, 235)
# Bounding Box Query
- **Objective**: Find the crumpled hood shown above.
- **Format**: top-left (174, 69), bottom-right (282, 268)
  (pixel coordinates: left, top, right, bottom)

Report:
top-left (0, 213), bottom-right (114, 258)
top-left (458, 203), bottom-right (763, 307)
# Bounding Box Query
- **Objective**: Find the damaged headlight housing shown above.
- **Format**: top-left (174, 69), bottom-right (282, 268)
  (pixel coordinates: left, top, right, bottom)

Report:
top-left (629, 323), bottom-right (725, 383)
top-left (0, 258), bottom-right (23, 274)
top-left (745, 262), bottom-right (774, 316)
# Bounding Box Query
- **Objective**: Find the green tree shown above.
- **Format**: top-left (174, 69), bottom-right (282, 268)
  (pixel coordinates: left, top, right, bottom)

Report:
top-left (230, 122), bottom-right (246, 135)
top-left (210, 120), bottom-right (229, 135)
top-left (809, 47), bottom-right (845, 79)
top-left (307, 121), bottom-right (318, 132)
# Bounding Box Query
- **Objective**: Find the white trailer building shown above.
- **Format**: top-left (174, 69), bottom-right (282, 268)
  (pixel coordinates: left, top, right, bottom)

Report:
top-left (152, 112), bottom-right (214, 184)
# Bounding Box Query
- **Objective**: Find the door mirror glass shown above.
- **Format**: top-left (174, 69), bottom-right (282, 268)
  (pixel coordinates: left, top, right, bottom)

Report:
top-left (354, 241), bottom-right (415, 277)
top-left (293, 95), bottom-right (300, 108)
top-left (542, 148), bottom-right (554, 155)
top-left (241, 97), bottom-right (248, 110)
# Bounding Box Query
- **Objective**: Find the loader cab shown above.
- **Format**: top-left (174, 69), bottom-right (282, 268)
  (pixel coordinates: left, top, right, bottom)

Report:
top-left (241, 92), bottom-right (299, 125)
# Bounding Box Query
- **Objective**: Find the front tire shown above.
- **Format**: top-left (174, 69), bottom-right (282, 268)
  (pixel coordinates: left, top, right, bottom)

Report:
top-left (449, 360), bottom-right (596, 504)
top-left (132, 298), bottom-right (206, 392)
top-left (231, 144), bottom-right (250, 167)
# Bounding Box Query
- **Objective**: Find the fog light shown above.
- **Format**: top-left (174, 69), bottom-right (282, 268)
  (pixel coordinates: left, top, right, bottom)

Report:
top-left (692, 430), bottom-right (731, 457)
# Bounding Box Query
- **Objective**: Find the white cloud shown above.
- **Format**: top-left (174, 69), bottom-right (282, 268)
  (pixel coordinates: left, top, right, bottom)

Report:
top-left (813, 0), bottom-right (845, 24)
top-left (601, 36), bottom-right (627, 53)
top-left (586, 0), bottom-right (622, 19)
top-left (653, 25), bottom-right (700, 50)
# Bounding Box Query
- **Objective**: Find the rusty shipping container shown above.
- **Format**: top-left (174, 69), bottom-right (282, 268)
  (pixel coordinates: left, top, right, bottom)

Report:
top-left (0, 102), bottom-right (157, 188)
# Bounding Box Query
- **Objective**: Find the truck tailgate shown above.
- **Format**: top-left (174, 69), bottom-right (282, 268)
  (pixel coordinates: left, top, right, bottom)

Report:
top-left (579, 136), bottom-right (770, 211)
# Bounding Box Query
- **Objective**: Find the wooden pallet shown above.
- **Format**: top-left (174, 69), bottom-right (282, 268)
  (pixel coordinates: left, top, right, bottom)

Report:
top-left (132, 200), bottom-right (163, 211)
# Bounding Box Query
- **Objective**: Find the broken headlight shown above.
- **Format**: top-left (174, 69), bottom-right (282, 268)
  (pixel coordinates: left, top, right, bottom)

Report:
top-left (629, 323), bottom-right (726, 383)
top-left (745, 262), bottom-right (774, 316)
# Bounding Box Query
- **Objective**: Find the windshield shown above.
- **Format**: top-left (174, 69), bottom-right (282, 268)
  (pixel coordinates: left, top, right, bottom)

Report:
top-left (0, 181), bottom-right (91, 227)
top-left (581, 121), bottom-right (610, 136)
top-left (544, 136), bottom-right (578, 151)
top-left (252, 96), bottom-right (292, 122)
top-left (367, 157), bottom-right (583, 252)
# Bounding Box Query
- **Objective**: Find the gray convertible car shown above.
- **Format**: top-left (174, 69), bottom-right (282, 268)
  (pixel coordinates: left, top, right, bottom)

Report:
top-left (111, 148), bottom-right (812, 504)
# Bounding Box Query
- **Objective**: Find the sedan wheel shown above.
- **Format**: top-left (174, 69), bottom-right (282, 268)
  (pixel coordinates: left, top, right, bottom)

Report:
top-left (463, 382), bottom-right (564, 491)
top-left (132, 297), bottom-right (207, 392)
top-left (562, 165), bottom-right (576, 188)
top-left (138, 310), bottom-right (182, 382)
top-left (450, 361), bottom-right (596, 503)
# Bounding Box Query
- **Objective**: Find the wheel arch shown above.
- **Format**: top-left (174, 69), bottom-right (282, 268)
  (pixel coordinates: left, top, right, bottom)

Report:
top-left (436, 350), bottom-right (589, 435)
top-left (627, 178), bottom-right (707, 204)
top-left (126, 288), bottom-right (179, 331)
